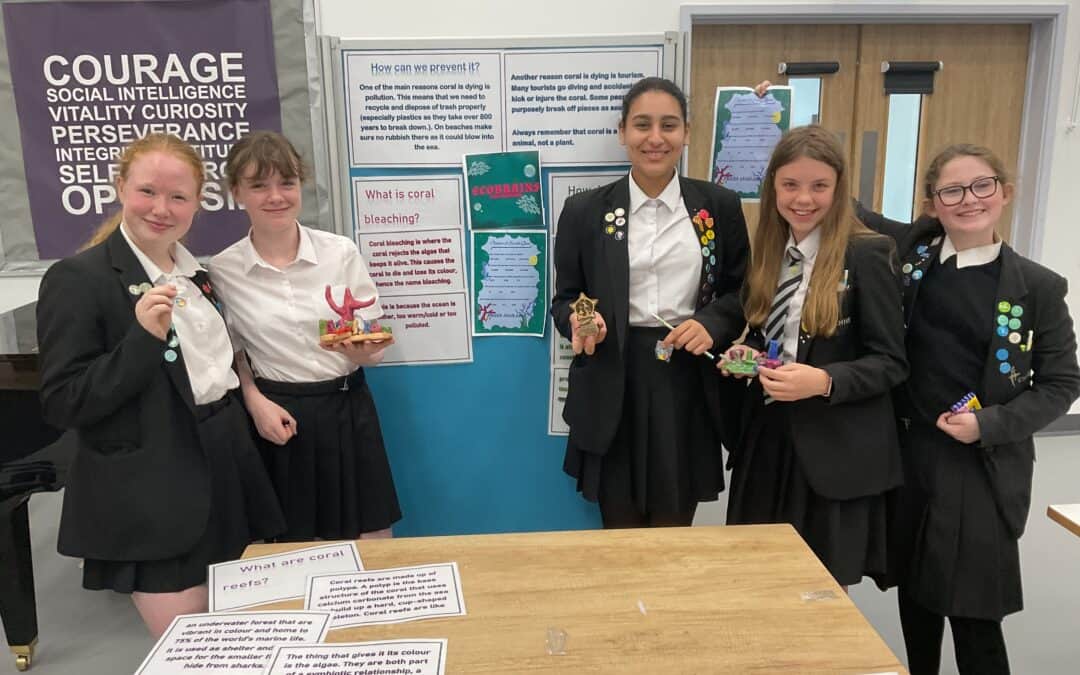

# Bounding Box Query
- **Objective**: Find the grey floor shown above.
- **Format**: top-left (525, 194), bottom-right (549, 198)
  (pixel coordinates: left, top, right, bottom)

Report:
top-left (3, 434), bottom-right (1079, 674)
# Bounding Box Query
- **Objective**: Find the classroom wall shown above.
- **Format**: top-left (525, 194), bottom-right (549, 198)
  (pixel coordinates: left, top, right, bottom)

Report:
top-left (313, 2), bottom-right (1080, 674)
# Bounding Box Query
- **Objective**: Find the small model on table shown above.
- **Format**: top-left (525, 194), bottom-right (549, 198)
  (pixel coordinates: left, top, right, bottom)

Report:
top-left (319, 285), bottom-right (393, 344)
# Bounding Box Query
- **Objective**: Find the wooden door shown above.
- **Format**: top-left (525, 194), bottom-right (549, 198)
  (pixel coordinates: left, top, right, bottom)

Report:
top-left (688, 24), bottom-right (860, 236)
top-left (688, 22), bottom-right (1031, 241)
top-left (851, 24), bottom-right (1030, 240)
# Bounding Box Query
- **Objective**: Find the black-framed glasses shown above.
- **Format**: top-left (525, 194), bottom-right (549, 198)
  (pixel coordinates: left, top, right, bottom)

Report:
top-left (931, 176), bottom-right (1001, 206)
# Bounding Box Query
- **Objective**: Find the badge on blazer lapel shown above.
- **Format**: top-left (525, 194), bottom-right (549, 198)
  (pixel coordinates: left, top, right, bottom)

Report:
top-left (692, 208), bottom-right (719, 307)
top-left (901, 236), bottom-right (942, 287)
top-left (991, 297), bottom-right (1032, 385)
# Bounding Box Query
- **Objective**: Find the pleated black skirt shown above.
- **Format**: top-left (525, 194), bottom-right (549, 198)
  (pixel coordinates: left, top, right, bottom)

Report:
top-left (727, 397), bottom-right (888, 586)
top-left (563, 327), bottom-right (724, 525)
top-left (83, 391), bottom-right (286, 593)
top-left (255, 368), bottom-right (401, 541)
top-left (887, 421), bottom-right (1022, 619)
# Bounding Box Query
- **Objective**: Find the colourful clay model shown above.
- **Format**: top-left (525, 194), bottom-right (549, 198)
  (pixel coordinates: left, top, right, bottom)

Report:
top-left (318, 285), bottom-right (393, 344)
top-left (950, 392), bottom-right (982, 414)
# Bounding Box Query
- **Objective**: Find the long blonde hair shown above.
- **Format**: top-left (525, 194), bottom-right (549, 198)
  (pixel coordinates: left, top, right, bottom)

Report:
top-left (745, 125), bottom-right (874, 337)
top-left (82, 133), bottom-right (205, 249)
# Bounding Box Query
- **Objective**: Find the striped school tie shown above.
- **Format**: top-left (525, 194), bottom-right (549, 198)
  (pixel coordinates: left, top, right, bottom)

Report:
top-left (763, 246), bottom-right (805, 404)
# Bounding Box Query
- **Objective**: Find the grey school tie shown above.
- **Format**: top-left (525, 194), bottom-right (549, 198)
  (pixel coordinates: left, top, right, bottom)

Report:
top-left (763, 246), bottom-right (805, 403)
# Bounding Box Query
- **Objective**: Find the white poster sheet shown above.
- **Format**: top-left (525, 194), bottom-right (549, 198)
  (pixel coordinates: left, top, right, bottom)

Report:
top-left (379, 292), bottom-right (472, 365)
top-left (305, 563), bottom-right (466, 629)
top-left (133, 611), bottom-right (330, 675)
top-left (547, 170), bottom-right (625, 238)
top-left (265, 640), bottom-right (448, 675)
top-left (208, 542), bottom-right (363, 612)
top-left (353, 176), bottom-right (464, 233)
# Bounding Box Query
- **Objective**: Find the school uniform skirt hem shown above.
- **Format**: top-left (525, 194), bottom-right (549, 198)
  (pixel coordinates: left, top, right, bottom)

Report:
top-left (255, 368), bottom-right (402, 542)
top-left (727, 399), bottom-right (888, 587)
top-left (563, 327), bottom-right (725, 519)
top-left (82, 392), bottom-right (286, 593)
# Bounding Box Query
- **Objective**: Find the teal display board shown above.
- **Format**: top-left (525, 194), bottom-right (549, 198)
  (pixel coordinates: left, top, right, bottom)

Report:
top-left (367, 338), bottom-right (600, 536)
top-left (326, 35), bottom-right (674, 536)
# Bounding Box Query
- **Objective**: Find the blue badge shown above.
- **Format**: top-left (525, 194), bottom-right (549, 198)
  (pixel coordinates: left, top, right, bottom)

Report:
top-left (997, 315), bottom-right (1009, 326)
top-left (709, 255), bottom-right (716, 265)
top-left (164, 349), bottom-right (178, 363)
top-left (917, 244), bottom-right (928, 254)
top-left (999, 362), bottom-right (1011, 374)
top-left (996, 326), bottom-right (1008, 337)
top-left (995, 348), bottom-right (1009, 361)
top-left (912, 270), bottom-right (923, 280)
top-left (168, 335), bottom-right (179, 348)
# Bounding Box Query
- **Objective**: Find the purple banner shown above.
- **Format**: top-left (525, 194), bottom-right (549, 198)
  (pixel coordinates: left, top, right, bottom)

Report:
top-left (3, 0), bottom-right (282, 258)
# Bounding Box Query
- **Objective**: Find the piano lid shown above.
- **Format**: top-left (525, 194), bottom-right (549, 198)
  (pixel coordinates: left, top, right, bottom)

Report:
top-left (0, 302), bottom-right (40, 391)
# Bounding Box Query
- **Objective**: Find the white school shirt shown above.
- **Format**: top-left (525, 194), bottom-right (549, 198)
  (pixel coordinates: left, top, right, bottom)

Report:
top-left (208, 223), bottom-right (383, 383)
top-left (939, 235), bottom-right (1002, 268)
top-left (778, 227), bottom-right (822, 362)
top-left (627, 173), bottom-right (700, 326)
top-left (119, 224), bottom-right (239, 405)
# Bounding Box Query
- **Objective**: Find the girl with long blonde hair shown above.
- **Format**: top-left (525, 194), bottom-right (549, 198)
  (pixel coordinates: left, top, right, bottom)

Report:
top-left (719, 125), bottom-right (908, 587)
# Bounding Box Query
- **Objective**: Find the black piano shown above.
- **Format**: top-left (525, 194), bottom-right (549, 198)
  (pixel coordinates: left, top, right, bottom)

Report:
top-left (0, 301), bottom-right (69, 671)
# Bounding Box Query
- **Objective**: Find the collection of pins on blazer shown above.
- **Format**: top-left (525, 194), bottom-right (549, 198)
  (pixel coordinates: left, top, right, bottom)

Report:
top-left (602, 207), bottom-right (627, 240)
top-left (994, 299), bottom-right (1031, 385)
top-left (692, 209), bottom-right (718, 307)
top-left (129, 280), bottom-right (186, 363)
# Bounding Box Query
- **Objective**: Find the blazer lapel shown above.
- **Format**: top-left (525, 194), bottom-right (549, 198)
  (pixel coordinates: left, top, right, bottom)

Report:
top-left (603, 177), bottom-right (631, 353)
top-left (679, 177), bottom-right (715, 310)
top-left (979, 245), bottom-right (1030, 404)
top-left (105, 228), bottom-right (198, 415)
top-left (899, 221), bottom-right (946, 325)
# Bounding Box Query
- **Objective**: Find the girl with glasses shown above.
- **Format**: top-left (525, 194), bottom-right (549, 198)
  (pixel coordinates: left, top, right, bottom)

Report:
top-left (857, 144), bottom-right (1080, 675)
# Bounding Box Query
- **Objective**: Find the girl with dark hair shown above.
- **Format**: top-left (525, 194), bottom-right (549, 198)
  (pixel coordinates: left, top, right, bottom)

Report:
top-left (209, 131), bottom-right (401, 542)
top-left (551, 77), bottom-right (750, 528)
top-left (718, 125), bottom-right (908, 587)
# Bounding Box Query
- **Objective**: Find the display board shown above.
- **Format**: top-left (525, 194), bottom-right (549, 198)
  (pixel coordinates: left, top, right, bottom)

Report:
top-left (325, 35), bottom-right (675, 534)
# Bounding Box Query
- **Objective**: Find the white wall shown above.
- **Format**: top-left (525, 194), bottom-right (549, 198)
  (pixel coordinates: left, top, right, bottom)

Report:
top-left (314, 1), bottom-right (1080, 673)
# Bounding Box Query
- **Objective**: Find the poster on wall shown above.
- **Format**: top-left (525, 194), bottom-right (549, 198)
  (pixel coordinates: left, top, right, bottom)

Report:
top-left (337, 43), bottom-right (661, 360)
top-left (2, 0), bottom-right (282, 258)
top-left (709, 86), bottom-right (792, 200)
top-left (464, 150), bottom-right (543, 229)
top-left (471, 230), bottom-right (547, 337)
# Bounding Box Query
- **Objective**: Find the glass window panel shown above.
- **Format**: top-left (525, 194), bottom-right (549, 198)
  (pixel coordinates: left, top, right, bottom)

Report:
top-left (881, 94), bottom-right (923, 222)
top-left (788, 77), bottom-right (821, 127)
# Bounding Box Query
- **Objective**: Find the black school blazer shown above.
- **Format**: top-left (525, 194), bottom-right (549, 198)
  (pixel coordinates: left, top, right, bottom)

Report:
top-left (857, 204), bottom-right (1080, 536)
top-left (551, 175), bottom-right (750, 455)
top-left (37, 228), bottom-right (224, 561)
top-left (740, 233), bottom-right (909, 500)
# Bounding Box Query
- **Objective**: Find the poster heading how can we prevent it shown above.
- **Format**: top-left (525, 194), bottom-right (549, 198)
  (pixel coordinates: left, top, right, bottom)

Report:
top-left (3, 0), bottom-right (282, 258)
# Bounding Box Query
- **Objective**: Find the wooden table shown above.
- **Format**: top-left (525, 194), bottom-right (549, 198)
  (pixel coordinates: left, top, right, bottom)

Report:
top-left (245, 524), bottom-right (905, 674)
top-left (1048, 504), bottom-right (1080, 538)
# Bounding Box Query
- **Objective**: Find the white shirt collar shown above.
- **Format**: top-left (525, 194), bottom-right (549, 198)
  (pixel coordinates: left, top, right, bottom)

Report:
top-left (629, 172), bottom-right (682, 214)
top-left (239, 221), bottom-right (318, 273)
top-left (119, 222), bottom-right (204, 283)
top-left (785, 226), bottom-right (822, 262)
top-left (939, 235), bottom-right (1002, 269)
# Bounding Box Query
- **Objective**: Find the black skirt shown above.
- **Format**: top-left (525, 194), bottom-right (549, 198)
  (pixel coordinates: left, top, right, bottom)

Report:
top-left (727, 397), bottom-right (888, 586)
top-left (255, 368), bottom-right (401, 541)
top-left (563, 327), bottom-right (725, 522)
top-left (83, 392), bottom-right (286, 593)
top-left (887, 421), bottom-right (1022, 620)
